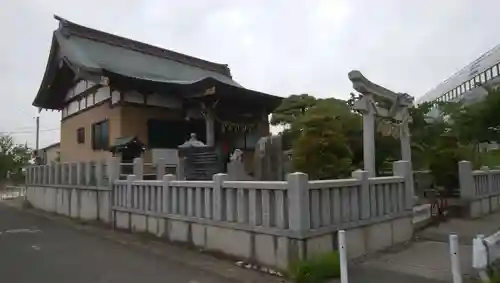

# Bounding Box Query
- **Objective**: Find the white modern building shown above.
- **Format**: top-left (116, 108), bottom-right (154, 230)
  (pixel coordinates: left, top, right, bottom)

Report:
top-left (418, 43), bottom-right (500, 151)
top-left (418, 43), bottom-right (500, 108)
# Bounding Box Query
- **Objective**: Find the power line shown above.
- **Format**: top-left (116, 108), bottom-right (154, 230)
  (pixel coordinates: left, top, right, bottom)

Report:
top-left (0, 128), bottom-right (59, 135)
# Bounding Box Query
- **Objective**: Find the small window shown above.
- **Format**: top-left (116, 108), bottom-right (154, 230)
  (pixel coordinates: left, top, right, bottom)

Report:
top-left (77, 127), bottom-right (85, 144)
top-left (92, 120), bottom-right (109, 150)
top-left (480, 72), bottom-right (486, 83)
top-left (493, 65), bottom-right (499, 78)
top-left (465, 81), bottom-right (471, 91)
top-left (486, 69), bottom-right (492, 80)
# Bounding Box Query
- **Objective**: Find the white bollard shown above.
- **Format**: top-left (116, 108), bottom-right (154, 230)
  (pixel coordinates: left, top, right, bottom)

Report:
top-left (338, 230), bottom-right (348, 283)
top-left (449, 234), bottom-right (463, 283)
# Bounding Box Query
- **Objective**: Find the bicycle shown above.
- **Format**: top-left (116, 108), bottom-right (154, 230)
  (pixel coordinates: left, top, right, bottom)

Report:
top-left (427, 185), bottom-right (449, 225)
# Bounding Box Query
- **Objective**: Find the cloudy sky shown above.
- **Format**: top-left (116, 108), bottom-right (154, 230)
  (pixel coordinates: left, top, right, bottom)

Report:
top-left (1, 0), bottom-right (500, 149)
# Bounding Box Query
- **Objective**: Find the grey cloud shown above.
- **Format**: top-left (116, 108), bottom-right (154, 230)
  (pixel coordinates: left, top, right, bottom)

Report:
top-left (2, 0), bottom-right (500, 148)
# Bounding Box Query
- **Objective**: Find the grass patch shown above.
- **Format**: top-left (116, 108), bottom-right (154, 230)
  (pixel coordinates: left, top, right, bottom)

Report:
top-left (483, 264), bottom-right (500, 283)
top-left (288, 251), bottom-right (341, 283)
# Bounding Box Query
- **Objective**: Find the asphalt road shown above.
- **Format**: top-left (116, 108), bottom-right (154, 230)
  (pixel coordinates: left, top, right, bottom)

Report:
top-left (0, 203), bottom-right (238, 283)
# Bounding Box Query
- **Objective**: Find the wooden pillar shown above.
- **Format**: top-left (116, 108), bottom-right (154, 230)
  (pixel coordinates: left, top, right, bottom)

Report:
top-left (205, 110), bottom-right (215, 147)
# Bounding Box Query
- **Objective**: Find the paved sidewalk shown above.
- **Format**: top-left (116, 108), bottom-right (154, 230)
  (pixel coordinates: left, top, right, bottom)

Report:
top-left (348, 212), bottom-right (500, 283)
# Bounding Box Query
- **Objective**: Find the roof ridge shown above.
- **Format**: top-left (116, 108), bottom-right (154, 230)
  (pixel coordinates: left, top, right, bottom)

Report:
top-left (54, 15), bottom-right (232, 77)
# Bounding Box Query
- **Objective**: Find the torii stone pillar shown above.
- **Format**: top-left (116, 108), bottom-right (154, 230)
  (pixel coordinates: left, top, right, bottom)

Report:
top-left (349, 70), bottom-right (414, 179)
top-left (399, 109), bottom-right (412, 169)
top-left (355, 94), bottom-right (377, 177)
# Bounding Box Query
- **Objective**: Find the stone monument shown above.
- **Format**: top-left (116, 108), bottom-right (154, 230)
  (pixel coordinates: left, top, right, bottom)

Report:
top-left (253, 135), bottom-right (284, 181)
top-left (227, 149), bottom-right (254, 181)
top-left (178, 133), bottom-right (220, 180)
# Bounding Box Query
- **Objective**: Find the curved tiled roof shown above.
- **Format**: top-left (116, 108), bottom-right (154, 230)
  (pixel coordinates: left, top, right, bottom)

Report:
top-left (33, 15), bottom-right (281, 110)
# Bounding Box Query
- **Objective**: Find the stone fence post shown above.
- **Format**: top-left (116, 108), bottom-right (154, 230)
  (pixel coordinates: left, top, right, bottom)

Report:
top-left (107, 157), bottom-right (120, 185)
top-left (162, 174), bottom-right (176, 214)
top-left (459, 161), bottom-right (475, 200)
top-left (96, 161), bottom-right (104, 187)
top-left (480, 165), bottom-right (493, 195)
top-left (77, 162), bottom-right (84, 185)
top-left (287, 172), bottom-right (310, 234)
top-left (126, 175), bottom-right (136, 208)
top-left (48, 165), bottom-right (52, 185)
top-left (352, 169), bottom-right (370, 219)
top-left (213, 173), bottom-right (228, 221)
top-left (393, 160), bottom-right (413, 209)
top-left (133, 158), bottom-right (143, 180)
top-left (177, 158), bottom-right (186, 180)
top-left (42, 165), bottom-right (48, 185)
top-left (156, 158), bottom-right (166, 180)
top-left (54, 163), bottom-right (61, 185)
top-left (68, 163), bottom-right (74, 185)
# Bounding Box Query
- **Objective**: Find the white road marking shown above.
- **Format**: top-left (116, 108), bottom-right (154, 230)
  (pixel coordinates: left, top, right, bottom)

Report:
top-left (31, 245), bottom-right (40, 251)
top-left (0, 228), bottom-right (42, 235)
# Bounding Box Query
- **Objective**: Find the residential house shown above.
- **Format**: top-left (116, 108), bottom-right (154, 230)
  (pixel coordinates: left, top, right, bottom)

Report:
top-left (37, 142), bottom-right (61, 164)
top-left (32, 15), bottom-right (282, 174)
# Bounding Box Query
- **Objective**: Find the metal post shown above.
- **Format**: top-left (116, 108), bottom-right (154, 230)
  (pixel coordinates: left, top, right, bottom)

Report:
top-left (338, 230), bottom-right (348, 283)
top-left (35, 116), bottom-right (40, 152)
top-left (449, 234), bottom-right (463, 283)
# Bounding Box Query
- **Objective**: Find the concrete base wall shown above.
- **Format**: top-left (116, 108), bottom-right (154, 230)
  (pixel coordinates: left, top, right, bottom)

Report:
top-left (114, 210), bottom-right (414, 271)
top-left (26, 186), bottom-right (413, 271)
top-left (468, 195), bottom-right (500, 218)
top-left (26, 186), bottom-right (111, 224)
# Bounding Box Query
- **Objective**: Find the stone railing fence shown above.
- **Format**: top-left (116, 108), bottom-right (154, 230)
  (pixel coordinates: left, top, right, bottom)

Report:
top-left (25, 158), bottom-right (415, 271)
top-left (112, 160), bottom-right (414, 268)
top-left (459, 161), bottom-right (500, 218)
top-left (119, 158), bottom-right (178, 180)
top-left (25, 159), bottom-right (112, 187)
top-left (24, 158), bottom-right (121, 223)
top-left (24, 158), bottom-right (180, 185)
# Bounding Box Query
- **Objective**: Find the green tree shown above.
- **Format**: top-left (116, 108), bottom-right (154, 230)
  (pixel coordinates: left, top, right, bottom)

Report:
top-left (0, 135), bottom-right (32, 181)
top-left (428, 133), bottom-right (467, 196)
top-left (407, 102), bottom-right (449, 169)
top-left (270, 94), bottom-right (317, 149)
top-left (270, 94), bottom-right (317, 126)
top-left (292, 114), bottom-right (353, 179)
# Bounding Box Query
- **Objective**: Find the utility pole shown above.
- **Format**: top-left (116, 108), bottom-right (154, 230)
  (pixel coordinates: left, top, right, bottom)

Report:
top-left (35, 115), bottom-right (40, 165)
top-left (35, 116), bottom-right (40, 152)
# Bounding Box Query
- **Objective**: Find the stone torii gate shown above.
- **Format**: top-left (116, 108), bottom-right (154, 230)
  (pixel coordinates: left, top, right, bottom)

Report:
top-left (348, 70), bottom-right (415, 178)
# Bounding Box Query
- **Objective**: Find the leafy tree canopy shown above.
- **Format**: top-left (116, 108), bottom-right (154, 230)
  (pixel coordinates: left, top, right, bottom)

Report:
top-left (0, 135), bottom-right (32, 181)
top-left (292, 114), bottom-right (353, 179)
top-left (273, 86), bottom-right (500, 180)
